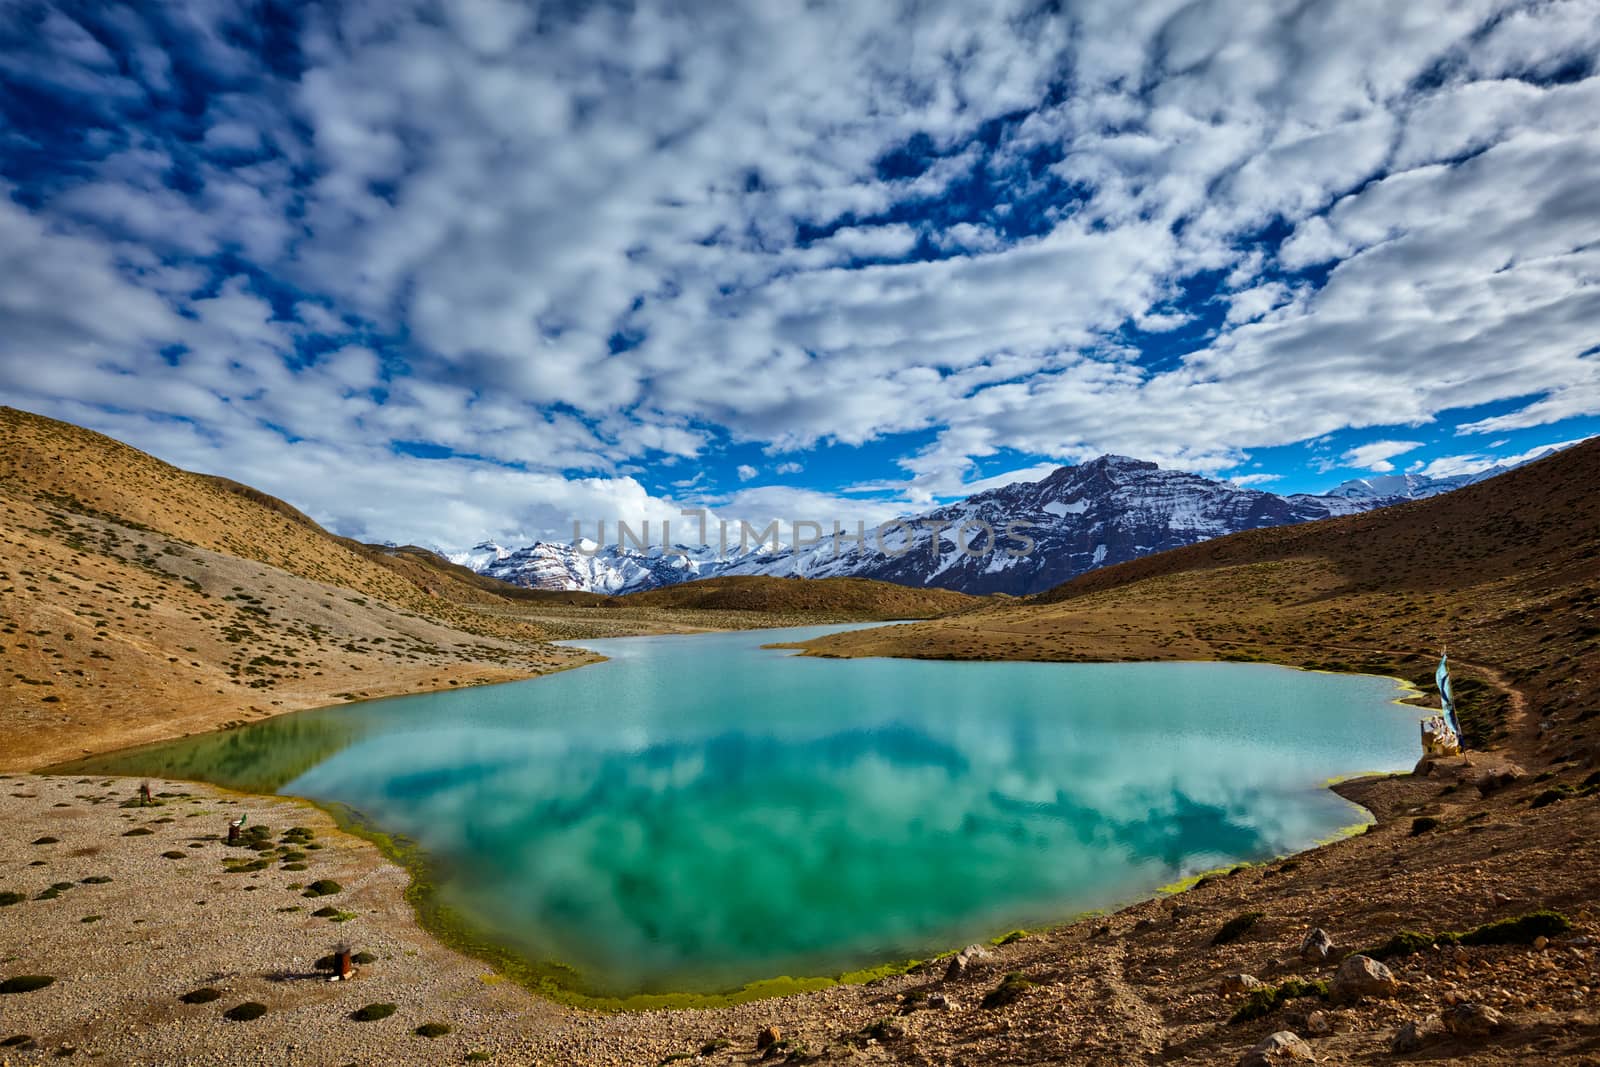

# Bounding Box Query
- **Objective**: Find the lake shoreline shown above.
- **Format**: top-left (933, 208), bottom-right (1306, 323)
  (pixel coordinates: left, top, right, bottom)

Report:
top-left (28, 628), bottom-right (1425, 1014)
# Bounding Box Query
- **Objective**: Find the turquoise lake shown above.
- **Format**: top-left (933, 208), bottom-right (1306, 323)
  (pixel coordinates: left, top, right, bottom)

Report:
top-left (61, 624), bottom-right (1421, 999)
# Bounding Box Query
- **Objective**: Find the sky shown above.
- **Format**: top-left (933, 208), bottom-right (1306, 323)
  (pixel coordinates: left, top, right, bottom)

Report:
top-left (1, 0), bottom-right (1597, 550)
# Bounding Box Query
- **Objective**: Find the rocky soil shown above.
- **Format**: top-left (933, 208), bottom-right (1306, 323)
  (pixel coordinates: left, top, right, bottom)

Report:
top-left (2, 750), bottom-right (1596, 1066)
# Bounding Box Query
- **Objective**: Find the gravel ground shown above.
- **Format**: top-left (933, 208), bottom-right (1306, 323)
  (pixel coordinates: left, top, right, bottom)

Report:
top-left (2, 766), bottom-right (1597, 1066)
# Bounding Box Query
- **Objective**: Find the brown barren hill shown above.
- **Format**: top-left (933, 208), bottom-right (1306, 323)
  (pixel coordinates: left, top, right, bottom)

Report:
top-left (617, 573), bottom-right (977, 617)
top-left (0, 407), bottom-right (590, 767)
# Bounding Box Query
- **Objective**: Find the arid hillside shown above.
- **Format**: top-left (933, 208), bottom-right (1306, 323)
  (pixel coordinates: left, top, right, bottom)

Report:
top-left (798, 437), bottom-right (1600, 755)
top-left (0, 408), bottom-right (976, 768)
top-left (0, 408), bottom-right (592, 768)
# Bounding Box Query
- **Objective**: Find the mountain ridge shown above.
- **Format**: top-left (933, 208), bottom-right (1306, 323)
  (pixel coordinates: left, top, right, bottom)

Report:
top-left (449, 451), bottom-right (1535, 597)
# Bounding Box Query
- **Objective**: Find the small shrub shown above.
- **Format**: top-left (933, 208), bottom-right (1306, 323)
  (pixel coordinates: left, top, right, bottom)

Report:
top-left (311, 906), bottom-right (341, 918)
top-left (223, 1002), bottom-right (267, 1022)
top-left (79, 876), bottom-right (112, 885)
top-left (0, 891), bottom-right (23, 907)
top-left (980, 971), bottom-right (1032, 1009)
top-left (1530, 787), bottom-right (1572, 809)
top-left (303, 879), bottom-right (342, 898)
top-left (995, 930), bottom-right (1027, 945)
top-left (700, 1038), bottom-right (732, 1054)
top-left (1409, 816), bottom-right (1439, 836)
top-left (161, 851), bottom-right (187, 860)
top-left (180, 988), bottom-right (222, 1004)
top-left (1211, 911), bottom-right (1265, 946)
top-left (31, 837), bottom-right (58, 845)
top-left (350, 1002), bottom-right (396, 1022)
top-left (415, 1022), bottom-right (451, 1038)
top-left (0, 975), bottom-right (56, 995)
top-left (123, 828), bottom-right (153, 837)
top-left (281, 862), bottom-right (307, 871)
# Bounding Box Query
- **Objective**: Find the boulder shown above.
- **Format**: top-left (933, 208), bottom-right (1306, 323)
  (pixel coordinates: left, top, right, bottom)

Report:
top-left (1304, 1009), bottom-right (1333, 1036)
top-left (756, 1026), bottom-right (781, 1051)
top-left (1239, 1030), bottom-right (1316, 1066)
top-left (1300, 928), bottom-right (1334, 963)
top-left (944, 944), bottom-right (991, 981)
top-left (1445, 1002), bottom-right (1509, 1039)
top-left (925, 992), bottom-right (950, 1011)
top-left (1330, 954), bottom-right (1398, 1004)
top-left (1391, 1014), bottom-right (1444, 1053)
top-left (1219, 973), bottom-right (1268, 996)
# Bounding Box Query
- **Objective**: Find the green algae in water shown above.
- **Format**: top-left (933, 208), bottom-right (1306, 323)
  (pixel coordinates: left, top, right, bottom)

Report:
top-left (58, 624), bottom-right (1419, 1003)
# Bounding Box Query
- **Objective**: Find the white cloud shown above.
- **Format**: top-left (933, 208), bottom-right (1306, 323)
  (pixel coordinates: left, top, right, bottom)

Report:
top-left (736, 464), bottom-right (759, 482)
top-left (1416, 436), bottom-right (1592, 479)
top-left (3, 1), bottom-right (1599, 545)
top-left (1341, 439), bottom-right (1424, 473)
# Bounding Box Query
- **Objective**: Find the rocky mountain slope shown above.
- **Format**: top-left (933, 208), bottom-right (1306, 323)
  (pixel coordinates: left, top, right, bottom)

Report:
top-left (452, 454), bottom-right (1526, 597)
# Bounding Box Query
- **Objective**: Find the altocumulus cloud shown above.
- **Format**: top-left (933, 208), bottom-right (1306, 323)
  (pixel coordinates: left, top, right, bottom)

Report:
top-left (0, 0), bottom-right (1597, 547)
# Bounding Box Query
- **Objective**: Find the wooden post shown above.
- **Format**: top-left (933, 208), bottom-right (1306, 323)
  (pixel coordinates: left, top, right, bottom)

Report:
top-left (138, 782), bottom-right (151, 806)
top-left (227, 822), bottom-right (240, 845)
top-left (336, 948), bottom-right (354, 980)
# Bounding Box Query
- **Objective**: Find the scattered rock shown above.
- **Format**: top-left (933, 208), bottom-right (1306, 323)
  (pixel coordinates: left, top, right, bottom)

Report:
top-left (1219, 973), bottom-right (1267, 996)
top-left (1475, 764), bottom-right (1526, 796)
top-left (756, 1026), bottom-right (781, 1051)
top-left (925, 992), bottom-right (949, 1011)
top-left (1445, 1002), bottom-right (1509, 1039)
top-left (1391, 1014), bottom-right (1444, 1053)
top-left (1300, 928), bottom-right (1334, 963)
top-left (944, 944), bottom-right (991, 981)
top-left (1304, 1009), bottom-right (1332, 1036)
top-left (1330, 955), bottom-right (1398, 1004)
top-left (1239, 1030), bottom-right (1316, 1065)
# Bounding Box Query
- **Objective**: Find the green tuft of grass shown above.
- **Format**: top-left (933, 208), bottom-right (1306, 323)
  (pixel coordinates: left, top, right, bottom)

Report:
top-left (1228, 978), bottom-right (1328, 1024)
top-left (980, 971), bottom-right (1033, 1010)
top-left (1363, 910), bottom-right (1572, 960)
top-left (223, 1002), bottom-right (267, 1022)
top-left (415, 1022), bottom-right (451, 1038)
top-left (699, 1038), bottom-right (732, 1054)
top-left (0, 891), bottom-right (23, 907)
top-left (351, 1002), bottom-right (397, 1022)
top-left (302, 879), bottom-right (342, 898)
top-left (311, 906), bottom-right (341, 918)
top-left (0, 975), bottom-right (56, 995)
top-left (122, 827), bottom-right (153, 837)
top-left (1459, 910), bottom-right (1572, 946)
top-left (1211, 911), bottom-right (1265, 946)
top-left (161, 850), bottom-right (187, 860)
top-left (1409, 816), bottom-right (1439, 835)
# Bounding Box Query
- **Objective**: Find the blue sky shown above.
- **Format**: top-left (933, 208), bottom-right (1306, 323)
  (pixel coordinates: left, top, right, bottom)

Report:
top-left (1, 0), bottom-right (1597, 548)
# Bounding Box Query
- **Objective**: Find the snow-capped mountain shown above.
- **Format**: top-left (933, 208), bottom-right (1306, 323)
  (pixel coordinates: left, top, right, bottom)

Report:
top-left (716, 454), bottom-right (1347, 596)
top-left (1288, 467), bottom-right (1508, 515)
top-left (445, 453), bottom-right (1538, 598)
top-left (445, 539), bottom-right (769, 594)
